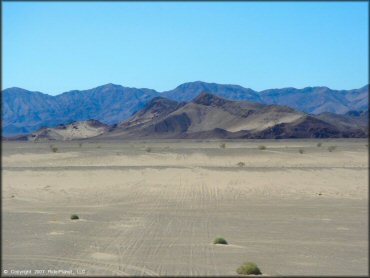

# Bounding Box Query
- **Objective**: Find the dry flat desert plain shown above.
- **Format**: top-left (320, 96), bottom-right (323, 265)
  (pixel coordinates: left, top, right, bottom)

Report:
top-left (2, 139), bottom-right (369, 276)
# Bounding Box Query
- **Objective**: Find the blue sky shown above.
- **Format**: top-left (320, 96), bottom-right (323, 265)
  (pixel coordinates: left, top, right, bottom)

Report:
top-left (3, 2), bottom-right (368, 95)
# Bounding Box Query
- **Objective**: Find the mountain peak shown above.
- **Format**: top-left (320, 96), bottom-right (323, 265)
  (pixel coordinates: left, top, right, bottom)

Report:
top-left (96, 83), bottom-right (123, 90)
top-left (4, 87), bottom-right (27, 91)
top-left (126, 96), bottom-right (182, 124)
top-left (192, 92), bottom-right (228, 106)
top-left (2, 87), bottom-right (51, 96)
top-left (144, 96), bottom-right (179, 111)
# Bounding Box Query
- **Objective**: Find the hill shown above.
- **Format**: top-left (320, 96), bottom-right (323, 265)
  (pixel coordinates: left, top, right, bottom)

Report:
top-left (99, 93), bottom-right (367, 139)
top-left (6, 120), bottom-right (109, 141)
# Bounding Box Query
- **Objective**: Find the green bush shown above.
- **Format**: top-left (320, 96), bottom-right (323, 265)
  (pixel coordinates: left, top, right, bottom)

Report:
top-left (298, 148), bottom-right (304, 154)
top-left (213, 237), bottom-right (228, 245)
top-left (220, 143), bottom-right (226, 149)
top-left (258, 145), bottom-right (266, 150)
top-left (70, 214), bottom-right (79, 220)
top-left (236, 262), bottom-right (262, 275)
top-left (328, 146), bottom-right (336, 152)
top-left (145, 147), bottom-right (152, 153)
top-left (317, 142), bottom-right (322, 147)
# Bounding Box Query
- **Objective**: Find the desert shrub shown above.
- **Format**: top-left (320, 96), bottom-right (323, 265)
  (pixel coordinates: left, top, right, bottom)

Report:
top-left (50, 145), bottom-right (58, 153)
top-left (78, 142), bottom-right (83, 147)
top-left (258, 145), bottom-right (266, 150)
top-left (70, 214), bottom-right (79, 220)
top-left (97, 145), bottom-right (101, 149)
top-left (213, 237), bottom-right (228, 245)
top-left (298, 148), bottom-right (304, 154)
top-left (317, 142), bottom-right (322, 147)
top-left (237, 162), bottom-right (245, 167)
top-left (236, 262), bottom-right (262, 275)
top-left (328, 146), bottom-right (336, 152)
top-left (220, 143), bottom-right (226, 149)
top-left (145, 147), bottom-right (152, 153)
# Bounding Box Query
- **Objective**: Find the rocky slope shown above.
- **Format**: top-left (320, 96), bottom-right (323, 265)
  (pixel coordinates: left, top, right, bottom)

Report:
top-left (99, 93), bottom-right (367, 139)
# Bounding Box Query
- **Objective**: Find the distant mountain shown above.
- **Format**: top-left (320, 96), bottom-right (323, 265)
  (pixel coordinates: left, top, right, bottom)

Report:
top-left (54, 84), bottom-right (158, 124)
top-left (2, 84), bottom-right (158, 136)
top-left (163, 82), bottom-right (368, 115)
top-left (2, 82), bottom-right (368, 136)
top-left (2, 87), bottom-right (64, 136)
top-left (161, 81), bottom-right (261, 102)
top-left (315, 110), bottom-right (368, 134)
top-left (5, 120), bottom-right (109, 141)
top-left (259, 85), bottom-right (369, 114)
top-left (98, 93), bottom-right (367, 140)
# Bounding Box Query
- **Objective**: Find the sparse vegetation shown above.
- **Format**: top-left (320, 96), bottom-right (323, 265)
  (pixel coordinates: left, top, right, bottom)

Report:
top-left (317, 142), bottom-right (322, 147)
top-left (236, 262), bottom-right (262, 275)
top-left (78, 142), bottom-right (83, 147)
top-left (237, 162), bottom-right (245, 167)
top-left (145, 147), bottom-right (152, 153)
top-left (70, 214), bottom-right (79, 220)
top-left (328, 146), bottom-right (337, 152)
top-left (298, 148), bottom-right (304, 154)
top-left (220, 143), bottom-right (226, 149)
top-left (258, 145), bottom-right (266, 150)
top-left (50, 145), bottom-right (58, 153)
top-left (213, 237), bottom-right (228, 245)
top-left (97, 145), bottom-right (101, 149)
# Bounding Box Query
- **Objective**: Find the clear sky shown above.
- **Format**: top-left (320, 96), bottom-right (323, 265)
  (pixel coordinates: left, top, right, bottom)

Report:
top-left (3, 1), bottom-right (369, 95)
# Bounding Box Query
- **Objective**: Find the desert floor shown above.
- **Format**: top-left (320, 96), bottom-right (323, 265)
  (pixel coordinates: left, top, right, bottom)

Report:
top-left (2, 139), bottom-right (369, 276)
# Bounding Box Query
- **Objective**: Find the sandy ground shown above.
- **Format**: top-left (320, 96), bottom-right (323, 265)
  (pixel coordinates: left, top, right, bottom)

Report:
top-left (2, 139), bottom-right (368, 276)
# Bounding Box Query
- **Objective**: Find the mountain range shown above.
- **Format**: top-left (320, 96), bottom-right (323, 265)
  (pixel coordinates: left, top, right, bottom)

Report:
top-left (6, 92), bottom-right (368, 141)
top-left (2, 81), bottom-right (368, 137)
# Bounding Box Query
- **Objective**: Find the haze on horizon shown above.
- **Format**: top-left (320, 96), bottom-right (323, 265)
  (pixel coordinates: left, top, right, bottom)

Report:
top-left (3, 2), bottom-right (369, 95)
